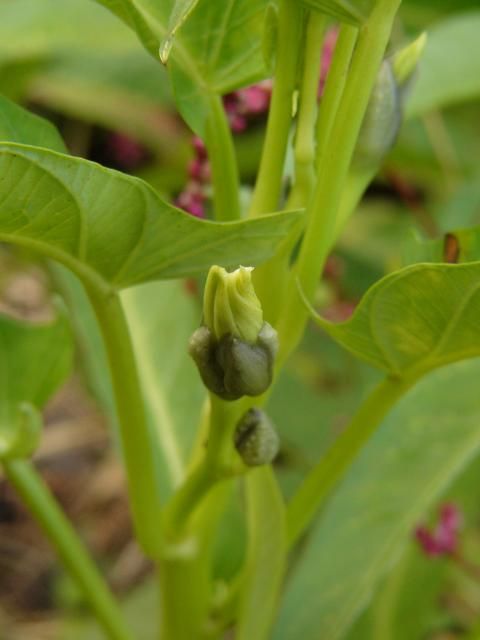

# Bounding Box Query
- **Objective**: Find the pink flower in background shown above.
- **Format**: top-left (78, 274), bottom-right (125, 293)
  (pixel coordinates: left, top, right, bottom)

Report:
top-left (415, 503), bottom-right (463, 558)
top-left (223, 80), bottom-right (272, 133)
top-left (319, 28), bottom-right (339, 96)
top-left (107, 132), bottom-right (147, 170)
top-left (175, 182), bottom-right (206, 218)
top-left (175, 82), bottom-right (272, 216)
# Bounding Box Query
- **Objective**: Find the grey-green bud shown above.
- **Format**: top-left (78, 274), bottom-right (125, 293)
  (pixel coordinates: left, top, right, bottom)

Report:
top-left (189, 266), bottom-right (278, 401)
top-left (189, 322), bottom-right (278, 401)
top-left (234, 408), bottom-right (279, 467)
top-left (354, 60), bottom-right (401, 169)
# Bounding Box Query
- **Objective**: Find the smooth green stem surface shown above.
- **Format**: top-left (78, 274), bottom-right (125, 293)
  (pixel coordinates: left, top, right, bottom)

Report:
top-left (287, 12), bottom-right (327, 210)
top-left (287, 376), bottom-right (414, 546)
top-left (314, 24), bottom-right (359, 172)
top-left (206, 94), bottom-right (241, 221)
top-left (3, 459), bottom-right (132, 640)
top-left (278, 0), bottom-right (401, 364)
top-left (87, 288), bottom-right (162, 558)
top-left (164, 394), bottom-right (240, 537)
top-left (249, 0), bottom-right (303, 217)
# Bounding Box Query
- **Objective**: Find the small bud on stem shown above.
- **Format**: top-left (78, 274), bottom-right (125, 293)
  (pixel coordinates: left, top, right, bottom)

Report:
top-left (234, 408), bottom-right (280, 466)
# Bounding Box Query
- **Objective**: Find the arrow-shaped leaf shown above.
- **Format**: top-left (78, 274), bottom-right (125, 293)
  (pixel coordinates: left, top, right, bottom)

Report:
top-left (0, 142), bottom-right (301, 292)
top-left (305, 262), bottom-right (480, 379)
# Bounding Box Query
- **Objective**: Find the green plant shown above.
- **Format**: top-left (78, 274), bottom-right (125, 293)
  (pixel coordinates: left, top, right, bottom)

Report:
top-left (2, 1), bottom-right (480, 639)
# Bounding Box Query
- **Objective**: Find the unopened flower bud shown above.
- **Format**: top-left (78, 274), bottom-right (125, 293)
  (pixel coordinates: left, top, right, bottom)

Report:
top-left (204, 265), bottom-right (263, 344)
top-left (392, 32), bottom-right (427, 88)
top-left (234, 408), bottom-right (279, 466)
top-left (189, 266), bottom-right (278, 400)
top-left (354, 60), bottom-right (401, 169)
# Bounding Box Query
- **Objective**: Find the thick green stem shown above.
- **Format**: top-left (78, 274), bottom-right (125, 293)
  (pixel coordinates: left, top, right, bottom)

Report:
top-left (287, 12), bottom-right (327, 210)
top-left (248, 0), bottom-right (303, 217)
top-left (3, 459), bottom-right (133, 640)
top-left (87, 288), bottom-right (162, 558)
top-left (206, 94), bottom-right (241, 221)
top-left (159, 395), bottom-right (240, 640)
top-left (314, 24), bottom-right (359, 173)
top-left (278, 0), bottom-right (401, 364)
top-left (287, 376), bottom-right (414, 546)
top-left (164, 394), bottom-right (241, 537)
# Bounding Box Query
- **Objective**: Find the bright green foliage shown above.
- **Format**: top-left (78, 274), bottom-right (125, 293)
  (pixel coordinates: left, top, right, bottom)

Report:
top-left (407, 11), bottom-right (480, 117)
top-left (123, 281), bottom-right (205, 496)
top-left (237, 467), bottom-right (286, 640)
top-left (300, 0), bottom-right (375, 25)
top-left (94, 0), bottom-right (269, 135)
top-left (0, 0), bottom-right (172, 153)
top-left (0, 310), bottom-right (72, 459)
top-left (307, 262), bottom-right (480, 378)
top-left (0, 142), bottom-right (301, 291)
top-left (274, 358), bottom-right (480, 640)
top-left (159, 0), bottom-right (201, 63)
top-left (0, 94), bottom-right (66, 151)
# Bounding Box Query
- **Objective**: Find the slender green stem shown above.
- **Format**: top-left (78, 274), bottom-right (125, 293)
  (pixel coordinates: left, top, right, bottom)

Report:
top-left (164, 394), bottom-right (241, 536)
top-left (248, 0), bottom-right (303, 217)
top-left (278, 0), bottom-right (402, 364)
top-left (87, 288), bottom-right (162, 558)
top-left (3, 459), bottom-right (133, 640)
top-left (287, 12), bottom-right (327, 210)
top-left (286, 375), bottom-right (414, 546)
top-left (314, 24), bottom-right (359, 173)
top-left (206, 94), bottom-right (241, 221)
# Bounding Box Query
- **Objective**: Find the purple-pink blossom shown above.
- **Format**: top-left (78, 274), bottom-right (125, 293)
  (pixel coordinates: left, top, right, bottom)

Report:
top-left (415, 503), bottom-right (462, 558)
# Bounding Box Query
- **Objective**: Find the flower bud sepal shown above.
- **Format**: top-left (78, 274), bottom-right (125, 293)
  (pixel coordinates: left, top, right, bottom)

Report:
top-left (189, 321), bottom-right (278, 401)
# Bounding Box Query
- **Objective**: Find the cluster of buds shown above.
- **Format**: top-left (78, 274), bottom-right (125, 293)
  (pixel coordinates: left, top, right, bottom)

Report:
top-left (415, 503), bottom-right (462, 558)
top-left (189, 266), bottom-right (278, 401)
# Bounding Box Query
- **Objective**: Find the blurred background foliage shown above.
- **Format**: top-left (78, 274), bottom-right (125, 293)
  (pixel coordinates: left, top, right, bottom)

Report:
top-left (0, 0), bottom-right (480, 638)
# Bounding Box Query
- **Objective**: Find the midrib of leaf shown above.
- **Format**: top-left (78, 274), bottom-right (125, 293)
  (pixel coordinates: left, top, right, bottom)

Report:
top-left (124, 298), bottom-right (185, 486)
top-left (206, 0), bottom-right (235, 73)
top-left (327, 419), bottom-right (480, 639)
top-left (0, 231), bottom-right (111, 296)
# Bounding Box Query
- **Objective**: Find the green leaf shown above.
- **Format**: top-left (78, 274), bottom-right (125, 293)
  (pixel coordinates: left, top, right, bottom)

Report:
top-left (406, 11), bottom-right (480, 117)
top-left (0, 142), bottom-right (301, 292)
top-left (305, 262), bottom-right (480, 378)
top-left (159, 0), bottom-right (201, 64)
top-left (274, 358), bottom-right (480, 640)
top-left (0, 310), bottom-right (73, 459)
top-left (237, 466), bottom-right (286, 640)
top-left (55, 269), bottom-right (212, 501)
top-left (122, 281), bottom-right (204, 494)
top-left (0, 94), bottom-right (66, 152)
top-left (0, 0), bottom-right (174, 154)
top-left (300, 0), bottom-right (375, 25)
top-left (94, 0), bottom-right (270, 134)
